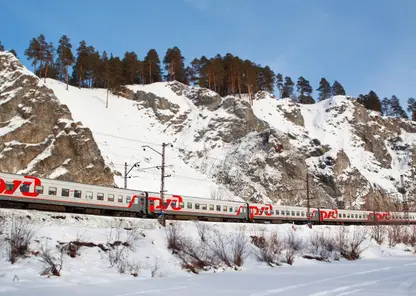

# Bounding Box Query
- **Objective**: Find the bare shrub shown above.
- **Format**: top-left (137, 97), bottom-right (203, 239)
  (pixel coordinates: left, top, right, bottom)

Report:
top-left (371, 223), bottom-right (386, 245)
top-left (229, 227), bottom-right (249, 267)
top-left (306, 231), bottom-right (336, 261)
top-left (210, 186), bottom-right (228, 200)
top-left (194, 221), bottom-right (209, 243)
top-left (166, 222), bottom-right (185, 254)
top-left (206, 229), bottom-right (232, 267)
top-left (39, 242), bottom-right (64, 277)
top-left (387, 224), bottom-right (405, 247)
top-left (106, 220), bottom-right (143, 271)
top-left (282, 231), bottom-right (304, 265)
top-left (6, 217), bottom-right (39, 264)
top-left (252, 231), bottom-right (284, 267)
top-left (336, 226), bottom-right (368, 260)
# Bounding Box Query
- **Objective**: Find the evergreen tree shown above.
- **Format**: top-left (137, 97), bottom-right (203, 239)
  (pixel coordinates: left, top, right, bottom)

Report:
top-left (390, 95), bottom-right (408, 119)
top-left (9, 49), bottom-right (17, 58)
top-left (331, 80), bottom-right (346, 96)
top-left (122, 51), bottom-right (139, 85)
top-left (296, 76), bottom-right (314, 104)
top-left (163, 46), bottom-right (186, 83)
top-left (96, 51), bottom-right (109, 88)
top-left (144, 49), bottom-right (162, 84)
top-left (0, 41), bottom-right (4, 51)
top-left (276, 73), bottom-right (283, 98)
top-left (56, 35), bottom-right (75, 90)
top-left (258, 66), bottom-right (275, 93)
top-left (381, 97), bottom-right (392, 116)
top-left (24, 37), bottom-right (41, 74)
top-left (108, 54), bottom-right (124, 90)
top-left (281, 76), bottom-right (294, 99)
top-left (361, 91), bottom-right (382, 113)
top-left (73, 40), bottom-right (89, 88)
top-left (42, 42), bottom-right (55, 82)
top-left (317, 78), bottom-right (331, 101)
top-left (407, 98), bottom-right (416, 121)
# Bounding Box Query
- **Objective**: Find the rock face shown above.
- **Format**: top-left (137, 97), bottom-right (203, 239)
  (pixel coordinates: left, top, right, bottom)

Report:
top-left (0, 52), bottom-right (114, 186)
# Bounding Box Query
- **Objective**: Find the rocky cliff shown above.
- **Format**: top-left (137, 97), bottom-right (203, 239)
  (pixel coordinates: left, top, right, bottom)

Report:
top-left (0, 52), bottom-right (114, 185)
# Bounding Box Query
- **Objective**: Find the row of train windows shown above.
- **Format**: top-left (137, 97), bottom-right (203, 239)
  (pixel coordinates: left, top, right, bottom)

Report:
top-left (7, 182), bottom-right (133, 204)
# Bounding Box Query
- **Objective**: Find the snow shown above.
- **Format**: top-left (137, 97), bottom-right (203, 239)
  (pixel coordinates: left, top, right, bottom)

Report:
top-left (0, 116), bottom-right (28, 137)
top-left (45, 79), bottom-right (232, 199)
top-left (0, 209), bottom-right (415, 295)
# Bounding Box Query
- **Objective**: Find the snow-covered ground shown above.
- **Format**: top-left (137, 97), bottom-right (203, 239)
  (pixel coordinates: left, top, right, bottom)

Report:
top-left (0, 209), bottom-right (415, 295)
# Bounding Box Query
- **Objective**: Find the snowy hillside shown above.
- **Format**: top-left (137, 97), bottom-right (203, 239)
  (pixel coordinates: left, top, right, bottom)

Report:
top-left (44, 75), bottom-right (416, 207)
top-left (45, 79), bottom-right (238, 200)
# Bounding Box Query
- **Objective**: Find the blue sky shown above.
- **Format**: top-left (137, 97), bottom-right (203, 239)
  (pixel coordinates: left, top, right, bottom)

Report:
top-left (1, 0), bottom-right (415, 108)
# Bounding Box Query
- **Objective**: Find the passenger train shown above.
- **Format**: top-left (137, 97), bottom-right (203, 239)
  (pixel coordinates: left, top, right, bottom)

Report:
top-left (0, 172), bottom-right (414, 225)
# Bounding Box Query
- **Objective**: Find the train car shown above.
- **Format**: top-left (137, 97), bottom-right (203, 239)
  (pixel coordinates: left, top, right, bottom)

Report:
top-left (0, 172), bottom-right (147, 217)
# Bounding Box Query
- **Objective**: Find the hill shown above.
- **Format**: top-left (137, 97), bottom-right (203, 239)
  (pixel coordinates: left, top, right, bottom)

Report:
top-left (0, 52), bottom-right (415, 210)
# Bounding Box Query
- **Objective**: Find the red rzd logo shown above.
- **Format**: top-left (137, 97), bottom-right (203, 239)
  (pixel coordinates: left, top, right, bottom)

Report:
top-left (0, 176), bottom-right (41, 198)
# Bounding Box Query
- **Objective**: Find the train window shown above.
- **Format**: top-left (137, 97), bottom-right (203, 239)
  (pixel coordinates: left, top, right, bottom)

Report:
top-left (35, 185), bottom-right (44, 194)
top-left (61, 188), bottom-right (69, 197)
top-left (86, 191), bottom-right (93, 200)
top-left (20, 183), bottom-right (30, 193)
top-left (74, 190), bottom-right (81, 198)
top-left (286, 210), bottom-right (290, 215)
top-left (202, 204), bottom-right (207, 210)
top-left (276, 210), bottom-right (280, 215)
top-left (108, 194), bottom-right (115, 202)
top-left (296, 211), bottom-right (300, 216)
top-left (97, 193), bottom-right (104, 201)
top-left (209, 204), bottom-right (214, 211)
top-left (342, 213), bottom-right (346, 218)
top-left (291, 211), bottom-right (295, 216)
top-left (355, 214), bottom-right (358, 218)
top-left (229, 207), bottom-right (233, 213)
top-left (6, 182), bottom-right (14, 191)
top-left (223, 206), bottom-right (228, 212)
top-left (48, 187), bottom-right (57, 196)
top-left (126, 197), bottom-right (131, 203)
top-left (195, 203), bottom-right (200, 210)
top-left (301, 212), bottom-right (305, 216)
top-left (179, 202), bottom-right (184, 208)
top-left (118, 196), bottom-right (123, 203)
top-left (216, 205), bottom-right (221, 211)
top-left (187, 202), bottom-right (192, 209)
top-left (234, 207), bottom-right (238, 212)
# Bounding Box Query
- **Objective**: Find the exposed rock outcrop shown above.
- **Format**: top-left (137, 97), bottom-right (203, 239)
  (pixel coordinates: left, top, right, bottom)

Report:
top-left (0, 52), bottom-right (114, 186)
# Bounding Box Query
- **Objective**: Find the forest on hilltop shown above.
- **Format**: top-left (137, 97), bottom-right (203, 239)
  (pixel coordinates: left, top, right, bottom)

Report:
top-left (1, 36), bottom-right (415, 121)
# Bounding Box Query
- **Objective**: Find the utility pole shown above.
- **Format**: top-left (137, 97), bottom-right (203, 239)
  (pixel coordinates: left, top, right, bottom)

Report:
top-left (124, 162), bottom-right (140, 189)
top-left (400, 174), bottom-right (409, 223)
top-left (124, 162), bottom-right (127, 189)
top-left (306, 172), bottom-right (310, 223)
top-left (161, 143), bottom-right (167, 204)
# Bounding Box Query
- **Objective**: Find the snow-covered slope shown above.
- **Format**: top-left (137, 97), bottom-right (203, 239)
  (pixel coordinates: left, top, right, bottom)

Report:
top-left (46, 79), bottom-right (237, 199)
top-left (43, 76), bottom-right (416, 207)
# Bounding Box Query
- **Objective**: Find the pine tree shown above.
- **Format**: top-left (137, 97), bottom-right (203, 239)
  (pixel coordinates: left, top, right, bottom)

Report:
top-left (9, 49), bottom-right (17, 58)
top-left (361, 91), bottom-right (382, 113)
top-left (381, 97), bottom-right (392, 116)
top-left (163, 46), bottom-right (186, 83)
top-left (331, 80), bottom-right (346, 96)
top-left (317, 78), bottom-right (331, 101)
top-left (407, 98), bottom-right (416, 121)
top-left (56, 35), bottom-right (75, 90)
top-left (0, 41), bottom-right (4, 51)
top-left (108, 55), bottom-right (124, 90)
top-left (42, 42), bottom-right (55, 82)
top-left (296, 76), bottom-right (314, 104)
top-left (121, 52), bottom-right (139, 85)
top-left (390, 95), bottom-right (408, 119)
top-left (276, 73), bottom-right (283, 98)
top-left (281, 76), bottom-right (294, 99)
top-left (24, 37), bottom-right (41, 74)
top-left (258, 66), bottom-right (275, 93)
top-left (144, 49), bottom-right (162, 84)
top-left (73, 40), bottom-right (89, 88)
